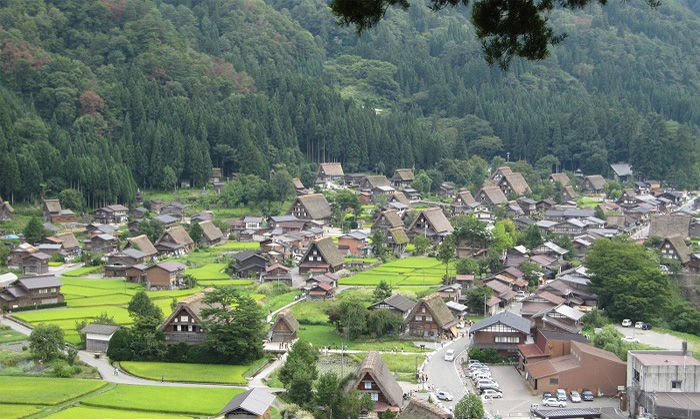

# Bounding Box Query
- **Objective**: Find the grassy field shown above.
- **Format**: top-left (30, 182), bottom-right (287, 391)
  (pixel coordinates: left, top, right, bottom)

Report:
top-left (81, 384), bottom-right (243, 416)
top-left (261, 291), bottom-right (299, 313)
top-left (185, 263), bottom-right (229, 280)
top-left (296, 324), bottom-right (420, 350)
top-left (0, 377), bottom-right (107, 405)
top-left (339, 257), bottom-right (450, 286)
top-left (197, 279), bottom-right (253, 286)
top-left (349, 352), bottom-right (425, 373)
top-left (46, 406), bottom-right (191, 419)
top-left (291, 301), bottom-right (333, 324)
top-left (0, 328), bottom-right (26, 344)
top-left (0, 404), bottom-right (42, 419)
top-left (216, 241), bottom-right (259, 250)
top-left (62, 266), bottom-right (103, 277)
top-left (119, 360), bottom-right (266, 384)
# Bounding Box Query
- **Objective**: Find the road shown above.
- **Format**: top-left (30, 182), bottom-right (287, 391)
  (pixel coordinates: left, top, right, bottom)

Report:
top-left (423, 334), bottom-right (471, 410)
top-left (615, 325), bottom-right (686, 351)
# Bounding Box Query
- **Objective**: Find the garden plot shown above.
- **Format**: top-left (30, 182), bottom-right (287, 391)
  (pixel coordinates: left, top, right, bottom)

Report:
top-left (0, 405), bottom-right (42, 419)
top-left (80, 384), bottom-right (243, 416)
top-left (185, 263), bottom-right (229, 280)
top-left (0, 377), bottom-right (107, 405)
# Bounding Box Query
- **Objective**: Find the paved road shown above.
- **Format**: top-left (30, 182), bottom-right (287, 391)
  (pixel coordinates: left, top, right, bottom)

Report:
top-left (615, 325), bottom-right (686, 351)
top-left (423, 334), bottom-right (471, 410)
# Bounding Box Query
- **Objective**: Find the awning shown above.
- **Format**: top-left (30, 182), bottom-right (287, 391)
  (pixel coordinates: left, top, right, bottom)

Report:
top-left (449, 326), bottom-right (459, 337)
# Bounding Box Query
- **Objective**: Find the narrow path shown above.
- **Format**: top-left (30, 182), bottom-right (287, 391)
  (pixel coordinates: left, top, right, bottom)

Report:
top-left (266, 298), bottom-right (303, 323)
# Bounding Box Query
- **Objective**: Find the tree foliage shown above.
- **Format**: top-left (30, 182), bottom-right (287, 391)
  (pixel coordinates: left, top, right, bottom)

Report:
top-left (454, 392), bottom-right (485, 419)
top-left (29, 324), bottom-right (65, 361)
top-left (279, 341), bottom-right (320, 406)
top-left (23, 216), bottom-right (48, 245)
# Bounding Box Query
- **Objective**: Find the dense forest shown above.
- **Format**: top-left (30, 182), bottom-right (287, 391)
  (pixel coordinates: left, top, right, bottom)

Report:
top-left (0, 0), bottom-right (699, 207)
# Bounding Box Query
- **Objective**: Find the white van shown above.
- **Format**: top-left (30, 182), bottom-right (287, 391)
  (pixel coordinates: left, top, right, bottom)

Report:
top-left (444, 349), bottom-right (455, 361)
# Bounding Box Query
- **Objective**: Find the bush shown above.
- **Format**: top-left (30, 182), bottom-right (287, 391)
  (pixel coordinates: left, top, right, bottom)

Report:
top-left (10, 301), bottom-right (67, 312)
top-left (107, 329), bottom-right (133, 361)
top-left (468, 348), bottom-right (502, 364)
top-left (52, 361), bottom-right (73, 378)
top-left (257, 282), bottom-right (291, 296)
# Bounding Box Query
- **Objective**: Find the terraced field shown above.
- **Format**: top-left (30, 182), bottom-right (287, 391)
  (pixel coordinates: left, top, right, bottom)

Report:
top-left (339, 257), bottom-right (453, 286)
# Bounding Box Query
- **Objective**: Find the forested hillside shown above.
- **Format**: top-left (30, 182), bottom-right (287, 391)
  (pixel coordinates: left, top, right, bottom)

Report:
top-left (1, 0), bottom-right (699, 207)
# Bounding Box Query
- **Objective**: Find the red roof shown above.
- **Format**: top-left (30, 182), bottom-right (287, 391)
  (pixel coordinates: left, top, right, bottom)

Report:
top-left (313, 282), bottom-right (334, 291)
top-left (518, 343), bottom-right (546, 359)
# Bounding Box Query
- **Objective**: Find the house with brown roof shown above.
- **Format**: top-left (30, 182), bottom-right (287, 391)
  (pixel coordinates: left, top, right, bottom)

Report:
top-left (523, 340), bottom-right (625, 395)
top-left (298, 237), bottom-right (344, 275)
top-left (499, 172), bottom-right (531, 197)
top-left (561, 185), bottom-right (577, 202)
top-left (44, 232), bottom-right (81, 257)
top-left (399, 397), bottom-right (452, 419)
top-left (521, 291), bottom-right (566, 318)
top-left (104, 248), bottom-right (146, 278)
top-left (145, 261), bottom-right (187, 290)
top-left (437, 182), bottom-right (456, 198)
top-left (316, 162), bottom-right (344, 186)
top-left (469, 310), bottom-right (532, 357)
top-left (0, 275), bottom-right (64, 309)
top-left (531, 304), bottom-right (585, 334)
top-left (476, 185), bottom-right (508, 207)
top-left (338, 231), bottom-right (371, 257)
top-left (124, 235), bottom-right (158, 259)
top-left (84, 233), bottom-right (119, 255)
top-left (347, 351), bottom-right (404, 415)
top-left (451, 189), bottom-right (476, 215)
top-left (233, 250), bottom-right (267, 279)
top-left (517, 329), bottom-right (589, 370)
top-left (549, 173), bottom-right (571, 187)
top-left (660, 236), bottom-right (691, 265)
top-left (388, 191), bottom-right (410, 206)
top-left (269, 309), bottom-right (299, 343)
top-left (94, 204), bottom-right (129, 224)
top-left (372, 210), bottom-right (404, 232)
top-left (0, 199), bottom-right (13, 222)
top-left (287, 194), bottom-right (332, 224)
top-left (360, 175), bottom-right (395, 203)
top-left (307, 282), bottom-right (335, 301)
top-left (155, 226), bottom-right (194, 257)
top-left (391, 168), bottom-right (415, 188)
top-left (406, 207), bottom-right (453, 242)
top-left (42, 199), bottom-right (76, 224)
top-left (20, 252), bottom-right (50, 275)
top-left (197, 220), bottom-right (224, 246)
top-left (161, 292), bottom-right (208, 344)
top-left (581, 175), bottom-right (606, 194)
top-left (406, 294), bottom-right (459, 338)
top-left (650, 214), bottom-right (691, 240)
top-left (490, 166), bottom-right (513, 182)
top-left (261, 264), bottom-right (292, 286)
top-left (9, 244), bottom-right (38, 267)
top-left (368, 294), bottom-right (416, 321)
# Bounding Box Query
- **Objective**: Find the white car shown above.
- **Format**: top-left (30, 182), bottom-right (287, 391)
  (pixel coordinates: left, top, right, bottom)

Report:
top-left (622, 319), bottom-right (632, 327)
top-left (635, 321), bottom-right (645, 329)
top-left (482, 389), bottom-right (503, 399)
top-left (542, 397), bottom-right (566, 408)
top-left (444, 349), bottom-right (455, 361)
top-left (624, 336), bottom-right (640, 343)
top-left (569, 391), bottom-right (582, 403)
top-left (436, 390), bottom-right (453, 401)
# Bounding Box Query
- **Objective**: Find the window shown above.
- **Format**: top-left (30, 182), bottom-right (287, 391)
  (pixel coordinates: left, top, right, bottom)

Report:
top-left (39, 288), bottom-right (47, 294)
top-left (549, 378), bottom-right (559, 385)
top-left (181, 315), bottom-right (189, 323)
top-left (364, 381), bottom-right (372, 390)
top-left (421, 307), bottom-right (426, 313)
top-left (426, 316), bottom-right (433, 322)
top-left (50, 287), bottom-right (56, 293)
top-left (415, 315), bottom-right (423, 321)
top-left (633, 369), bottom-right (640, 382)
top-left (672, 380), bottom-right (682, 389)
top-left (371, 392), bottom-right (379, 402)
top-left (495, 336), bottom-right (520, 343)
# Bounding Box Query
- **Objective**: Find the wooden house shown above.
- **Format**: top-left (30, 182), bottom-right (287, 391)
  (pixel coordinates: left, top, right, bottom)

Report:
top-left (610, 162), bottom-right (633, 183)
top-left (406, 207), bottom-right (453, 242)
top-left (338, 231), bottom-right (371, 257)
top-left (437, 182), bottom-right (456, 198)
top-left (490, 166), bottom-right (513, 182)
top-left (261, 264), bottom-right (292, 286)
top-left (269, 309), bottom-right (299, 343)
top-left (84, 233), bottom-right (119, 255)
top-left (316, 162), bottom-right (344, 186)
top-left (659, 236), bottom-right (691, 265)
top-left (0, 275), bottom-right (64, 309)
top-left (155, 226), bottom-right (194, 257)
top-left (9, 244), bottom-right (38, 267)
top-left (469, 310), bottom-right (532, 357)
top-left (476, 185), bottom-right (508, 207)
top-left (561, 185), bottom-right (577, 202)
top-left (144, 261), bottom-right (187, 290)
top-left (233, 250), bottom-right (267, 279)
top-left (307, 282), bottom-right (335, 301)
top-left (45, 232), bottom-right (81, 257)
top-left (160, 292), bottom-right (207, 344)
top-left (391, 168), bottom-right (415, 188)
top-left (406, 294), bottom-right (459, 338)
top-left (385, 227), bottom-right (409, 254)
top-left (581, 175), bottom-right (606, 194)
top-left (219, 388), bottom-right (276, 419)
top-left (197, 220), bottom-right (224, 246)
top-left (160, 201), bottom-right (187, 221)
top-left (298, 237), bottom-right (344, 275)
top-left (368, 294), bottom-right (416, 320)
top-left (81, 323), bottom-right (123, 352)
top-left (287, 194), bottom-right (332, 223)
top-left (42, 199), bottom-right (76, 224)
top-left (498, 172), bottom-right (531, 197)
top-left (451, 189), bottom-right (476, 215)
top-left (347, 351), bottom-right (404, 415)
top-left (531, 304), bottom-right (585, 334)
top-left (104, 248), bottom-right (146, 278)
top-left (372, 210), bottom-right (404, 232)
top-left (94, 204), bottom-right (129, 224)
top-left (20, 252), bottom-right (50, 275)
top-left (549, 173), bottom-right (571, 187)
top-left (124, 235), bottom-right (158, 259)
top-left (399, 397), bottom-right (452, 419)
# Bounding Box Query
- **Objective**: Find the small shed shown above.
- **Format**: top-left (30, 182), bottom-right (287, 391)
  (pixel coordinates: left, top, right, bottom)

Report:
top-left (80, 323), bottom-right (122, 352)
top-left (269, 309), bottom-right (299, 343)
top-left (220, 388), bottom-right (276, 419)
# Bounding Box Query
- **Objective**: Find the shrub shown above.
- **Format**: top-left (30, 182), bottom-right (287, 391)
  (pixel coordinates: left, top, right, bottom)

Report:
top-left (468, 348), bottom-right (502, 364)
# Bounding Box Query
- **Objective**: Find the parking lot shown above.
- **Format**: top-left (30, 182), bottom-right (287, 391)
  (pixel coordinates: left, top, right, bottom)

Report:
top-left (467, 365), bottom-right (625, 418)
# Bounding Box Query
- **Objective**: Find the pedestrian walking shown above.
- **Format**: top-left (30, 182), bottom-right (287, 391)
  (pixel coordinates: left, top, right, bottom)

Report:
top-left (161, 375), bottom-right (164, 383)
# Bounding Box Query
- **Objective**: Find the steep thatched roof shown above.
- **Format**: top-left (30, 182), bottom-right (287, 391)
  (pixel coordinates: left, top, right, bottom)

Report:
top-left (53, 232), bottom-right (80, 250)
top-left (364, 175), bottom-right (391, 189)
top-left (408, 294), bottom-right (457, 329)
top-left (292, 178), bottom-right (304, 189)
top-left (390, 191), bottom-right (410, 205)
top-left (408, 208), bottom-right (453, 235)
top-left (549, 173), bottom-right (571, 186)
top-left (302, 237), bottom-right (344, 267)
top-left (198, 220), bottom-right (223, 242)
top-left (160, 292), bottom-right (207, 331)
top-left (43, 199), bottom-right (62, 213)
top-left (319, 162), bottom-right (344, 177)
top-left (126, 235), bottom-right (157, 257)
top-left (392, 168), bottom-right (415, 182)
top-left (291, 194), bottom-right (332, 220)
top-left (477, 185), bottom-right (508, 205)
top-left (662, 236), bottom-right (691, 264)
top-left (650, 214), bottom-right (691, 239)
top-left (273, 309), bottom-right (299, 332)
top-left (502, 172), bottom-right (531, 195)
top-left (583, 175), bottom-right (606, 190)
top-left (453, 190), bottom-right (476, 207)
top-left (349, 351), bottom-right (404, 407)
top-left (159, 226), bottom-right (194, 246)
top-left (388, 227), bottom-right (409, 245)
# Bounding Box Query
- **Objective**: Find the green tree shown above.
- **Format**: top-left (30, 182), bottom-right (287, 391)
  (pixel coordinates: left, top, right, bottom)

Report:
top-left (519, 224), bottom-right (543, 250)
top-left (29, 324), bottom-right (65, 361)
top-left (372, 229), bottom-right (387, 259)
top-left (137, 219), bottom-right (164, 244)
top-left (367, 309), bottom-right (405, 336)
top-left (58, 189), bottom-right (84, 212)
top-left (315, 372), bottom-right (342, 418)
top-left (413, 170), bottom-right (432, 196)
top-left (467, 286), bottom-right (493, 315)
top-left (127, 291), bottom-right (164, 331)
top-left (411, 234), bottom-right (430, 255)
top-left (373, 279), bottom-right (393, 301)
top-left (200, 286), bottom-right (266, 364)
top-left (279, 341), bottom-right (319, 406)
top-left (106, 329), bottom-right (134, 361)
top-left (23, 216), bottom-right (48, 244)
top-left (456, 258), bottom-right (479, 275)
top-left (454, 393), bottom-right (485, 418)
top-left (189, 222), bottom-right (204, 244)
top-left (436, 235), bottom-right (456, 283)
top-left (270, 167), bottom-right (295, 203)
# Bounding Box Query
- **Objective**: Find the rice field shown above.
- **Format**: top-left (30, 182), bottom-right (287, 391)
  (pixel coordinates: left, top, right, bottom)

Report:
top-left (0, 377), bottom-right (107, 405)
top-left (185, 263), bottom-right (229, 280)
top-left (46, 406), bottom-right (191, 419)
top-left (215, 241), bottom-right (259, 250)
top-left (0, 404), bottom-right (42, 419)
top-left (339, 257), bottom-right (451, 286)
top-left (62, 266), bottom-right (103, 277)
top-left (119, 360), bottom-right (266, 385)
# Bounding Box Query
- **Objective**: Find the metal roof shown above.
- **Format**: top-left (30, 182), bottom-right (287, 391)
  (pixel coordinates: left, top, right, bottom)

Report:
top-left (471, 310), bottom-right (532, 334)
top-left (219, 388), bottom-right (276, 416)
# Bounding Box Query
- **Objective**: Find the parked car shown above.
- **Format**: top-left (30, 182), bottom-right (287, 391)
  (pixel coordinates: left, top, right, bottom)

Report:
top-left (468, 359), bottom-right (481, 365)
top-left (622, 319), bottom-right (632, 327)
top-left (556, 389), bottom-right (567, 401)
top-left (569, 391), bottom-right (582, 403)
top-left (635, 321), bottom-right (645, 329)
top-left (542, 397), bottom-right (566, 408)
top-left (482, 389), bottom-right (503, 399)
top-left (444, 349), bottom-right (455, 361)
top-left (624, 336), bottom-right (641, 343)
top-left (516, 290), bottom-right (527, 298)
top-left (642, 323), bottom-right (653, 330)
top-left (542, 392), bottom-right (553, 400)
top-left (436, 390), bottom-right (453, 401)
top-left (581, 389), bottom-right (594, 401)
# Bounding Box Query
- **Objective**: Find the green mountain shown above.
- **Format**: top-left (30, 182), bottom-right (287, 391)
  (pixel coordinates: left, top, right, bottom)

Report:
top-left (0, 0), bottom-right (699, 206)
